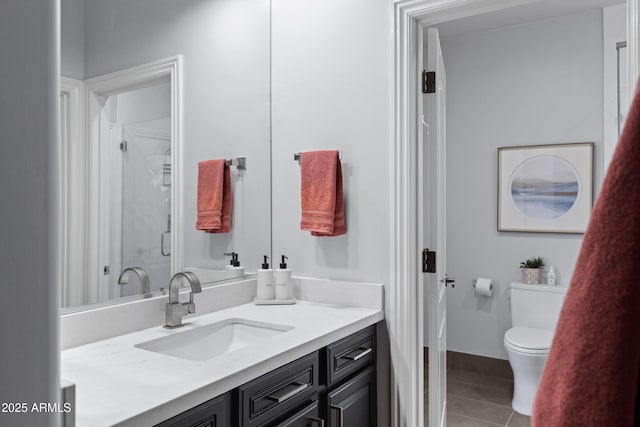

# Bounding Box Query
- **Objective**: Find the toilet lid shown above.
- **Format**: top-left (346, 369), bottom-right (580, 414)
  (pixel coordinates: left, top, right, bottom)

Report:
top-left (505, 327), bottom-right (553, 350)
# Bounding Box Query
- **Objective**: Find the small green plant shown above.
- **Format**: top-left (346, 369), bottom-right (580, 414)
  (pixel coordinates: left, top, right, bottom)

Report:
top-left (520, 257), bottom-right (545, 269)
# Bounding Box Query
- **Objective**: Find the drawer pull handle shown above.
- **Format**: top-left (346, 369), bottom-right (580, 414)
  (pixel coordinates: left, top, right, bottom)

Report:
top-left (341, 347), bottom-right (372, 361)
top-left (307, 417), bottom-right (325, 427)
top-left (331, 404), bottom-right (345, 427)
top-left (267, 382), bottom-right (309, 403)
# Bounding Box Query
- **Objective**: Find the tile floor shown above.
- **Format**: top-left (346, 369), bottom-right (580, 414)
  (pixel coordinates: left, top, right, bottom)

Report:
top-left (425, 368), bottom-right (531, 427)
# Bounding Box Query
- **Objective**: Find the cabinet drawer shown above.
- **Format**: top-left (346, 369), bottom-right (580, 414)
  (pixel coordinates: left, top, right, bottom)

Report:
top-left (325, 326), bottom-right (375, 386)
top-left (274, 401), bottom-right (324, 427)
top-left (239, 352), bottom-right (319, 426)
top-left (155, 392), bottom-right (231, 427)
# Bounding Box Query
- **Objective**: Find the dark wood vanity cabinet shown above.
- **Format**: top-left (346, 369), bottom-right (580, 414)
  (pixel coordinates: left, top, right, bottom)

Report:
top-left (157, 323), bottom-right (378, 427)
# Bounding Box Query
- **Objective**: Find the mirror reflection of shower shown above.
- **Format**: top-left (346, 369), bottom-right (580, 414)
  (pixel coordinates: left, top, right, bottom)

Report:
top-left (112, 82), bottom-right (172, 298)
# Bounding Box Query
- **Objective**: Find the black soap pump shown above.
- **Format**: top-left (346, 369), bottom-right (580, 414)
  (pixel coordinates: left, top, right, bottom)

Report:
top-left (275, 255), bottom-right (292, 300)
top-left (224, 252), bottom-right (242, 267)
top-left (224, 252), bottom-right (244, 278)
top-left (256, 255), bottom-right (274, 300)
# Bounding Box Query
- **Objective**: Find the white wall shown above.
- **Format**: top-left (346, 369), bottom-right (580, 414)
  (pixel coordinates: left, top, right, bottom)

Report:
top-left (271, 0), bottom-right (391, 283)
top-left (441, 9), bottom-right (605, 359)
top-left (83, 0), bottom-right (271, 278)
top-left (0, 1), bottom-right (60, 426)
top-left (61, 0), bottom-right (85, 79)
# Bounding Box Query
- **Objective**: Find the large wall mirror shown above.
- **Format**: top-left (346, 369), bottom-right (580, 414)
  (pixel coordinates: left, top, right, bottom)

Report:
top-left (60, 0), bottom-right (271, 310)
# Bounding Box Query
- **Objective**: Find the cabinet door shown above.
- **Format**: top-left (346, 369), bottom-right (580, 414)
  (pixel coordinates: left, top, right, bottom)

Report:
top-left (326, 367), bottom-right (375, 427)
top-left (275, 401), bottom-right (324, 427)
top-left (155, 392), bottom-right (232, 427)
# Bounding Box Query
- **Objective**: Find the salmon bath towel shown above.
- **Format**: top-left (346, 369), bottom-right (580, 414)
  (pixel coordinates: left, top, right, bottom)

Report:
top-left (196, 159), bottom-right (232, 233)
top-left (532, 86), bottom-right (640, 426)
top-left (300, 150), bottom-right (346, 237)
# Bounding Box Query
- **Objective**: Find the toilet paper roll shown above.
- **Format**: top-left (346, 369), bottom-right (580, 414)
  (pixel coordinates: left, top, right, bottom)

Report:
top-left (474, 278), bottom-right (493, 297)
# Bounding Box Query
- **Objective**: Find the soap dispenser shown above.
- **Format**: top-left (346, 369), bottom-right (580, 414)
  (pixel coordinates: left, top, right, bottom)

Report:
top-left (256, 255), bottom-right (274, 300)
top-left (275, 255), bottom-right (293, 301)
top-left (224, 252), bottom-right (245, 278)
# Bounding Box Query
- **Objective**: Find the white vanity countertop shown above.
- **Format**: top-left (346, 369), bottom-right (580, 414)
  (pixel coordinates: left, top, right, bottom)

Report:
top-left (62, 300), bottom-right (384, 427)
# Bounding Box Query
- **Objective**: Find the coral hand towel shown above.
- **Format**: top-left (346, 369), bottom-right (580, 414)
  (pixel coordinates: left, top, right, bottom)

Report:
top-left (300, 150), bottom-right (346, 237)
top-left (196, 159), bottom-right (232, 233)
top-left (532, 86), bottom-right (640, 426)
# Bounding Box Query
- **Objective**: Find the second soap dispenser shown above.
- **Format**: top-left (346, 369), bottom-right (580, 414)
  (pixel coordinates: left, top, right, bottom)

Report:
top-left (275, 255), bottom-right (293, 301)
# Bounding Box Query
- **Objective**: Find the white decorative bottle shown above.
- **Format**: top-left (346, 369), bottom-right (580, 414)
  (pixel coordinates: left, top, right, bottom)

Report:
top-left (256, 256), bottom-right (274, 300)
top-left (547, 266), bottom-right (557, 286)
top-left (275, 255), bottom-right (292, 300)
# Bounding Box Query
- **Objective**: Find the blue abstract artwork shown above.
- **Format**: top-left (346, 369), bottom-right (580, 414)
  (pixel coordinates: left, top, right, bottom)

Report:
top-left (509, 155), bottom-right (579, 220)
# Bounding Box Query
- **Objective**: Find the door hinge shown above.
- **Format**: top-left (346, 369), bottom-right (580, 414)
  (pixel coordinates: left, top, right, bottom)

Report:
top-left (422, 70), bottom-right (436, 94)
top-left (422, 248), bottom-right (436, 273)
top-left (120, 141), bottom-right (128, 151)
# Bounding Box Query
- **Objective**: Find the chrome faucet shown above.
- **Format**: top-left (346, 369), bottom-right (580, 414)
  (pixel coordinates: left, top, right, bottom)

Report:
top-left (118, 267), bottom-right (151, 295)
top-left (165, 271), bottom-right (202, 329)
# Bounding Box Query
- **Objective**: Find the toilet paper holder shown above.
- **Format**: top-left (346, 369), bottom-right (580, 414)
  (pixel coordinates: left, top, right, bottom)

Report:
top-left (473, 278), bottom-right (494, 296)
top-left (472, 278), bottom-right (490, 288)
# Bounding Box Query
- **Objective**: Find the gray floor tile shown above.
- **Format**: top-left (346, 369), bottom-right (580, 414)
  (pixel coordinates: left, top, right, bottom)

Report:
top-left (448, 369), bottom-right (514, 392)
top-left (448, 395), bottom-right (513, 425)
top-left (448, 378), bottom-right (513, 407)
top-left (448, 351), bottom-right (514, 380)
top-left (507, 412), bottom-right (531, 427)
top-left (447, 413), bottom-right (504, 427)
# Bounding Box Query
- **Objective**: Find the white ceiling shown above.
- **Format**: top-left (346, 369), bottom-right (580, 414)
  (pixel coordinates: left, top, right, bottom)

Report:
top-left (436, 0), bottom-right (625, 38)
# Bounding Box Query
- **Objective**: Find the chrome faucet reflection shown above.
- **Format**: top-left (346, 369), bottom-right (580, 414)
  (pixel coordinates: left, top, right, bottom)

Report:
top-left (165, 271), bottom-right (202, 329)
top-left (117, 267), bottom-right (151, 296)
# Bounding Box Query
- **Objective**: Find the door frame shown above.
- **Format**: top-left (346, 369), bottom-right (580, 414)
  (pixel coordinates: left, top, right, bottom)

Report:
top-left (389, 0), bottom-right (640, 425)
top-left (84, 56), bottom-right (183, 303)
top-left (60, 77), bottom-right (87, 307)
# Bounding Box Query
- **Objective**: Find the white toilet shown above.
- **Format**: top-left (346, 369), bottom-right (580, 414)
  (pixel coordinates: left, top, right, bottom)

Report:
top-left (504, 282), bottom-right (567, 416)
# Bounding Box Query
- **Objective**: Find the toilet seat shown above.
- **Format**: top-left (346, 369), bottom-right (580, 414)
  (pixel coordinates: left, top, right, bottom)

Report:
top-left (504, 327), bottom-right (553, 354)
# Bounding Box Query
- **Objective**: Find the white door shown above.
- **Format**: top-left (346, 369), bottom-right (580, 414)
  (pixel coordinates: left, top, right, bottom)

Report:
top-left (421, 27), bottom-right (449, 427)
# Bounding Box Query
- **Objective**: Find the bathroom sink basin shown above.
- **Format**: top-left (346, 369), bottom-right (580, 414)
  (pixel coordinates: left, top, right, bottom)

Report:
top-left (135, 318), bottom-right (294, 362)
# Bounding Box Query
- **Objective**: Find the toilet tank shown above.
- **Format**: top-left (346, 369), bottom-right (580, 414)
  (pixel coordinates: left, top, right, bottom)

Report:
top-left (510, 282), bottom-right (568, 330)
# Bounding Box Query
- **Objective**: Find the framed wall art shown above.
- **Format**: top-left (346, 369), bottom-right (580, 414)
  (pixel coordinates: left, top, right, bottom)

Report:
top-left (498, 142), bottom-right (594, 233)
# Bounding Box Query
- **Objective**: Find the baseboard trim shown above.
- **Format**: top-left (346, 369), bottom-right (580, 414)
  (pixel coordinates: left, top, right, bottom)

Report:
top-left (424, 348), bottom-right (513, 380)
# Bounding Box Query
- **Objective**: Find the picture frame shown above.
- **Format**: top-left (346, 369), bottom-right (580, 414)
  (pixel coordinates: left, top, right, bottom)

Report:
top-left (498, 142), bottom-right (594, 233)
